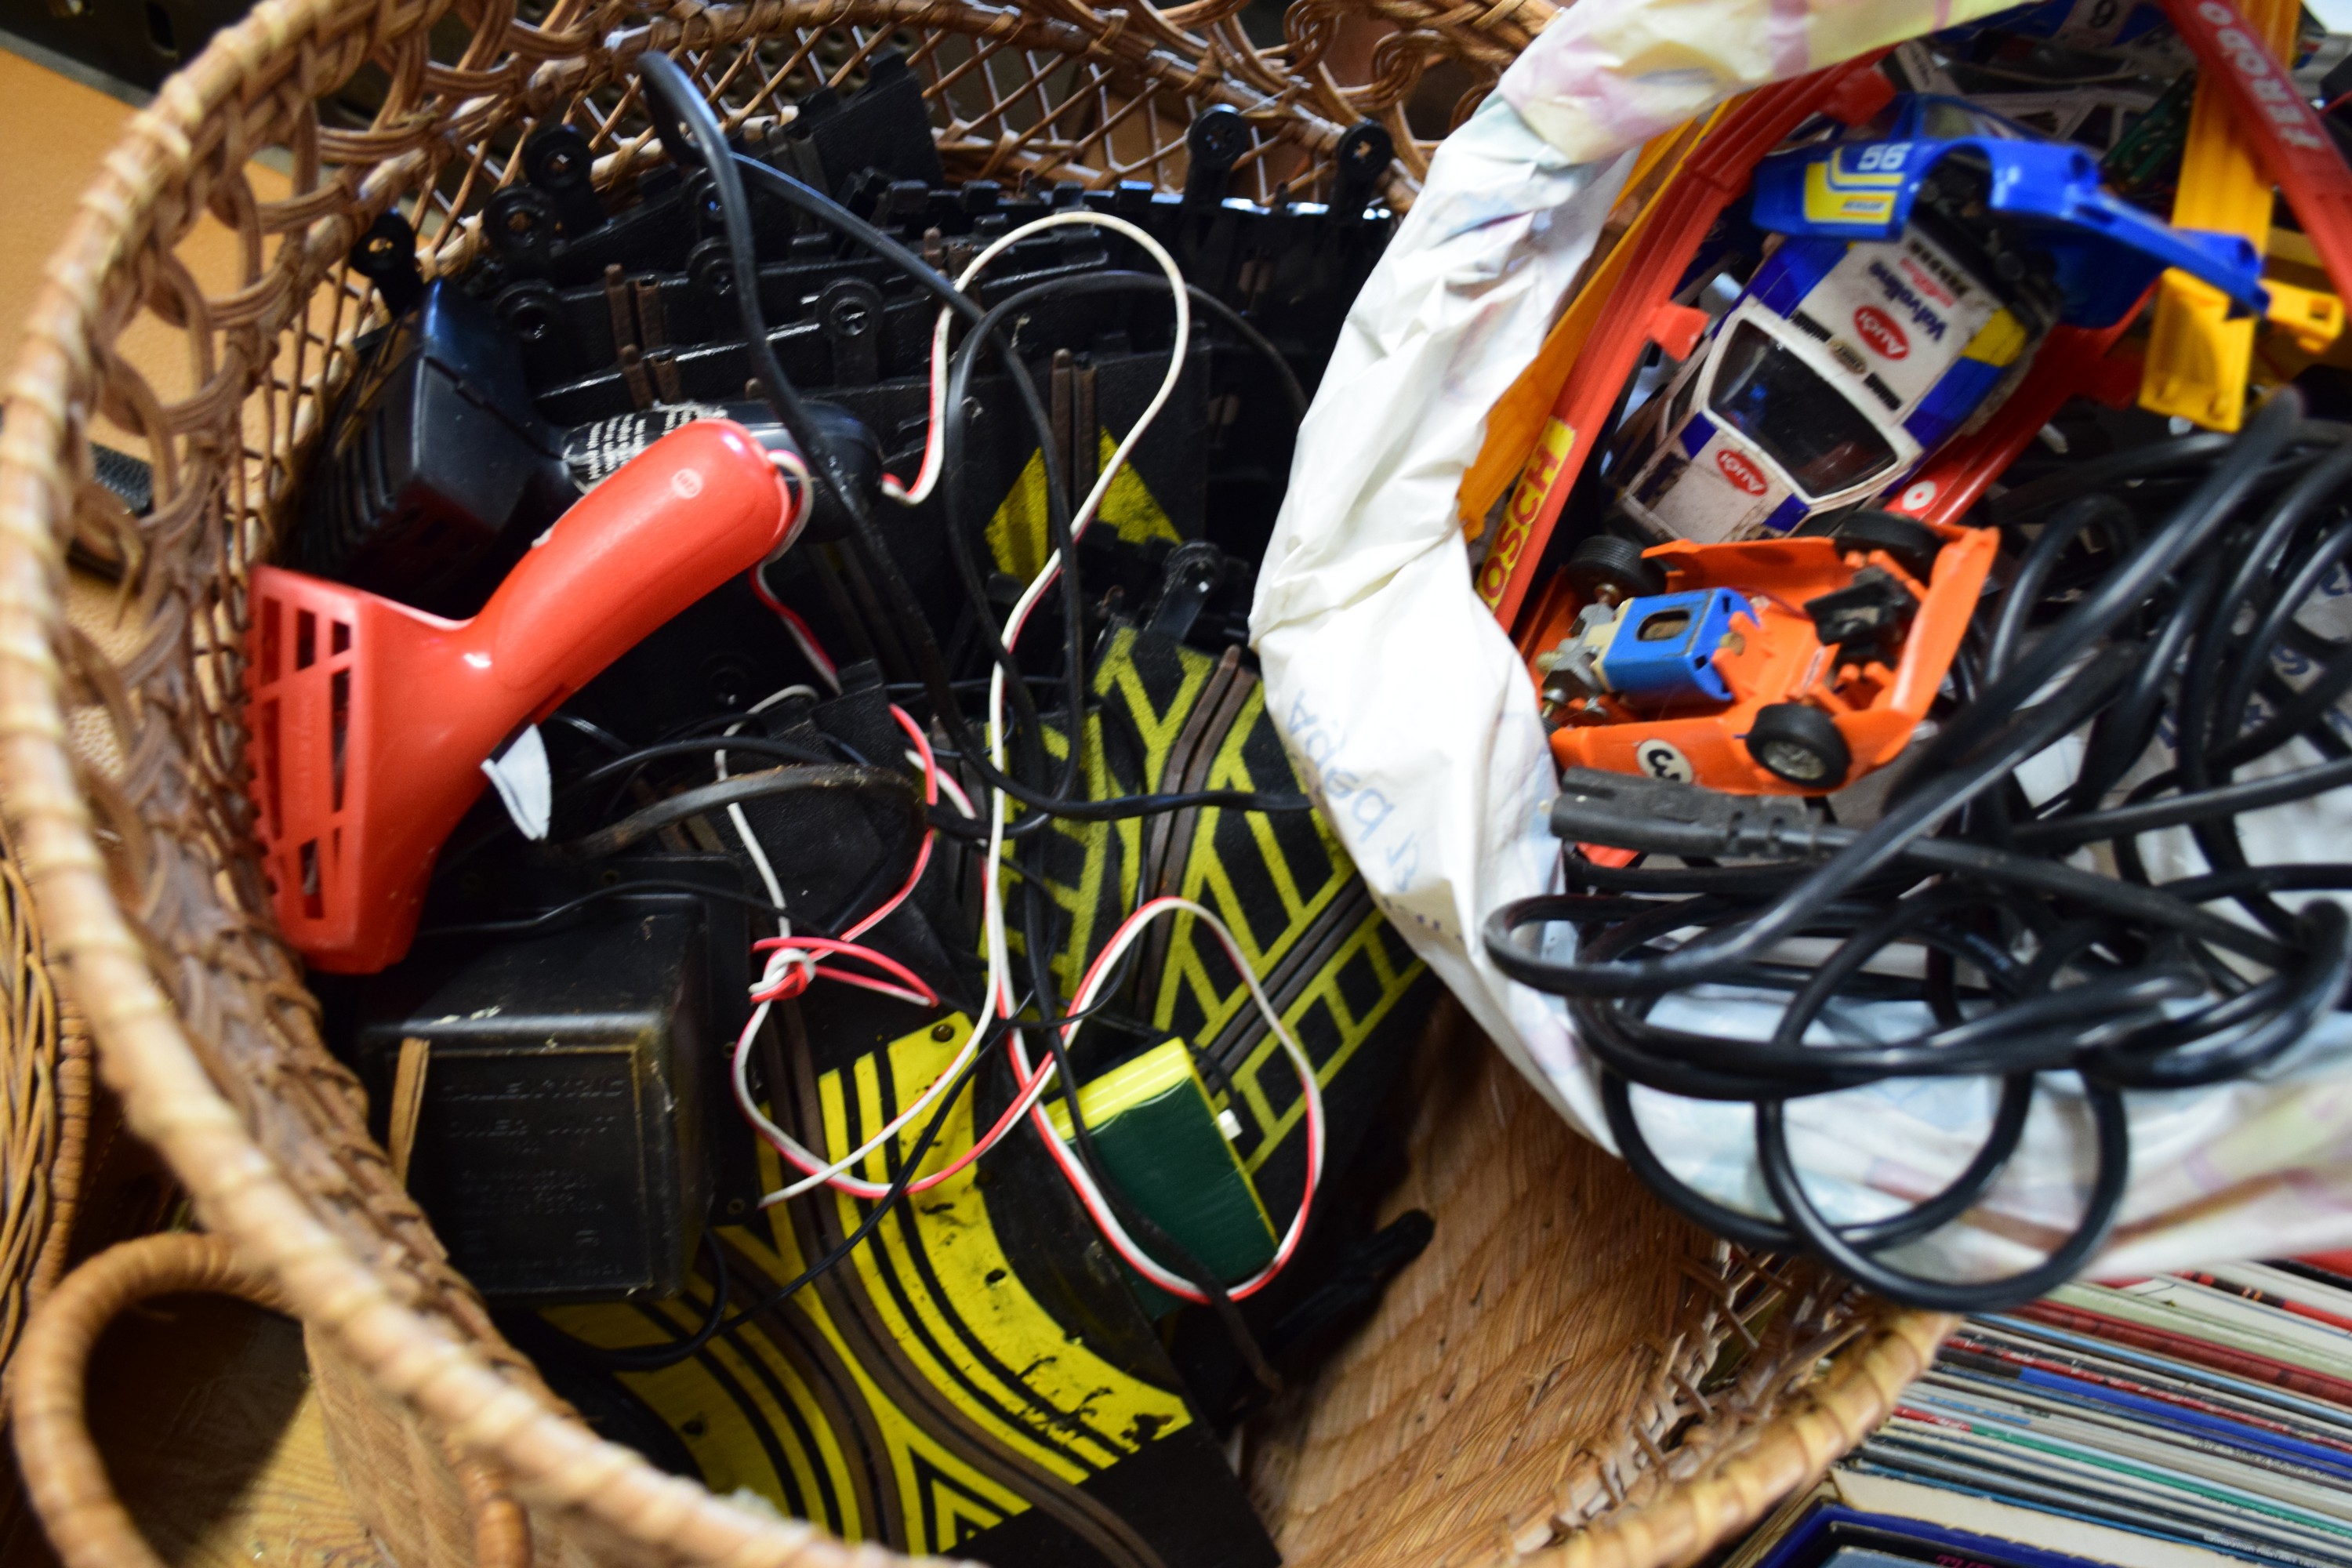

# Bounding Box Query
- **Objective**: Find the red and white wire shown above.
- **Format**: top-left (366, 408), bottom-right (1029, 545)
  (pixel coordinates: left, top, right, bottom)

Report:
top-left (1007, 895), bottom-right (1323, 1303)
top-left (764, 210), bottom-right (1196, 1212)
top-left (882, 212), bottom-right (1190, 510)
top-left (731, 704), bottom-right (1011, 1203)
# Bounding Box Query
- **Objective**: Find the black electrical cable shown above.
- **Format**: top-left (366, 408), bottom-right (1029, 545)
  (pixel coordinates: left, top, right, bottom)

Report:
top-left (2016, 756), bottom-right (2352, 848)
top-left (731, 161), bottom-right (1308, 418)
top-left (561, 1228), bottom-right (735, 1371)
top-left (1592, 886), bottom-right (2041, 1254)
top-left (637, 58), bottom-right (1075, 823)
top-left (553, 764), bottom-right (922, 861)
top-left (642, 59), bottom-right (1311, 828)
top-left (1755, 1083), bottom-right (2131, 1312)
top-left (1482, 393), bottom-right (2352, 1310)
top-left (415, 878), bottom-right (789, 940)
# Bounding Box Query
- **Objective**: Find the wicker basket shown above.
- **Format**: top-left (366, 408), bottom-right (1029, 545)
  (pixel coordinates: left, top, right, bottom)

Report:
top-left (0, 819), bottom-right (84, 1381)
top-left (0, 2), bottom-right (1947, 1564)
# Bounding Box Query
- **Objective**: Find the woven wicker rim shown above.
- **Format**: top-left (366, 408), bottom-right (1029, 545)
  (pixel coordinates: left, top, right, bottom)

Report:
top-left (12, 1232), bottom-right (535, 1568)
top-left (0, 0), bottom-right (1947, 1561)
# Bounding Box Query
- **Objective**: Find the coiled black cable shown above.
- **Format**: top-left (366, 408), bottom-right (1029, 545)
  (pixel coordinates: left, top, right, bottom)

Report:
top-left (1486, 391), bottom-right (2352, 1309)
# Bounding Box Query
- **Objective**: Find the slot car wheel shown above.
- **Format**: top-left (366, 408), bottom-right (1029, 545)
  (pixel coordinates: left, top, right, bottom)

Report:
top-left (1834, 512), bottom-right (1943, 583)
top-left (1746, 703), bottom-right (1852, 790)
top-left (1566, 535), bottom-right (1668, 605)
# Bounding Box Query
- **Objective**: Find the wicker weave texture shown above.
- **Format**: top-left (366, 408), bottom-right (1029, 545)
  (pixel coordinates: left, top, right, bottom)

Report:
top-left (1250, 1004), bottom-right (1947, 1568)
top-left (0, 0), bottom-right (1941, 1563)
top-left (0, 822), bottom-right (81, 1385)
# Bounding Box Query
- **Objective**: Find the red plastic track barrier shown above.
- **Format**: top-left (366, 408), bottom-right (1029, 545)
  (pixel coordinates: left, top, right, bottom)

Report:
top-left (2161, 0), bottom-right (2352, 300)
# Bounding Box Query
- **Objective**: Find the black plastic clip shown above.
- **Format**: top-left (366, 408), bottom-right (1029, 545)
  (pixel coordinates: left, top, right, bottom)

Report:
top-left (350, 211), bottom-right (425, 315)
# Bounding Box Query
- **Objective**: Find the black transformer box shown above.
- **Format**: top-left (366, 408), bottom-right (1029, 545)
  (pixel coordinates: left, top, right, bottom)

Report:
top-left (353, 898), bottom-right (716, 1304)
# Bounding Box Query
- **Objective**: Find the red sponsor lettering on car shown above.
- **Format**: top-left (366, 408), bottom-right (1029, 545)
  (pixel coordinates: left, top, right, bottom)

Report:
top-left (1853, 305), bottom-right (1909, 360)
top-left (1715, 448), bottom-right (1769, 495)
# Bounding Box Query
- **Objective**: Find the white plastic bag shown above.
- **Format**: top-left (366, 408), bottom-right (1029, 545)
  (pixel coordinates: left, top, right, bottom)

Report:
top-left (1250, 4), bottom-right (2352, 1277)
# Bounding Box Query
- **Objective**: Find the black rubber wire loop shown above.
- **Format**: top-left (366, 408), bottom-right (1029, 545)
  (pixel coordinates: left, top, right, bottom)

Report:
top-left (1755, 1080), bottom-right (2131, 1312)
top-left (1582, 880), bottom-right (2042, 1243)
top-left (2089, 902), bottom-right (2352, 1088)
top-left (1600, 1070), bottom-right (2037, 1255)
top-left (1573, 961), bottom-right (2192, 1095)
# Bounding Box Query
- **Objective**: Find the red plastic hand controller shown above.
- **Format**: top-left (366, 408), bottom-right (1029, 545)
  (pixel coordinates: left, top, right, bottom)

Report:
top-left (249, 419), bottom-right (795, 972)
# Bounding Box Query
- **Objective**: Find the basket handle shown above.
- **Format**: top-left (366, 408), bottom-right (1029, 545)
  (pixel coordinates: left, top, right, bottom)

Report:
top-left (10, 1232), bottom-right (530, 1568)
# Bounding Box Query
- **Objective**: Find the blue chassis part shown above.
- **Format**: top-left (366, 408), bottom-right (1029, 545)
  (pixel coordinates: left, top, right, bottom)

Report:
top-left (1748, 94), bottom-right (2267, 328)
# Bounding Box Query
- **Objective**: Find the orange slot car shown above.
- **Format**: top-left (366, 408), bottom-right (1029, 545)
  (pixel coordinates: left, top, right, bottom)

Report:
top-left (1518, 512), bottom-right (1997, 795)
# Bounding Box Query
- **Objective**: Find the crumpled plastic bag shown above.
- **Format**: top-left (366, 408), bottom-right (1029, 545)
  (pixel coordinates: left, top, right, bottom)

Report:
top-left (1499, 0), bottom-right (2019, 162)
top-left (1250, 0), bottom-right (2352, 1278)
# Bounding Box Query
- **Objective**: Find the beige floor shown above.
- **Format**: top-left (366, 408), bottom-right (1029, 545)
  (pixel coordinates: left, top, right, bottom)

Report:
top-left (0, 43), bottom-right (290, 423)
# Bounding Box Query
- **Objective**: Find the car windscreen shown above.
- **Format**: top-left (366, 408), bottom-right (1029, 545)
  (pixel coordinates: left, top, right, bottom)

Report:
top-left (1707, 321), bottom-right (1899, 499)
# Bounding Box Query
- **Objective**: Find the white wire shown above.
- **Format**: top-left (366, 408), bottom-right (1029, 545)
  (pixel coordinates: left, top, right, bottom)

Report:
top-left (716, 683), bottom-right (820, 937)
top-left (884, 212), bottom-right (1192, 510)
top-left (768, 445), bottom-right (813, 550)
top-left (975, 215), bottom-right (1192, 1065)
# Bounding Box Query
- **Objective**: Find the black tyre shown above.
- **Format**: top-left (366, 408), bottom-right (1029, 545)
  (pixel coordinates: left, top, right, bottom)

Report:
top-left (1746, 703), bottom-right (1852, 790)
top-left (1834, 511), bottom-right (1943, 582)
top-left (1565, 535), bottom-right (1668, 604)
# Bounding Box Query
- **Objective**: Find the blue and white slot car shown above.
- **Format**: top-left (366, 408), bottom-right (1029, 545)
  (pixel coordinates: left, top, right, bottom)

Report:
top-left (1613, 94), bottom-right (2267, 545)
